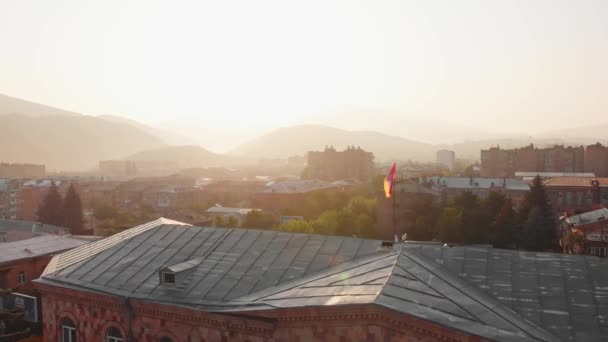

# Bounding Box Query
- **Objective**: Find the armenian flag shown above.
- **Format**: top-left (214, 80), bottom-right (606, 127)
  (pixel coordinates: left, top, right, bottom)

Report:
top-left (384, 162), bottom-right (396, 198)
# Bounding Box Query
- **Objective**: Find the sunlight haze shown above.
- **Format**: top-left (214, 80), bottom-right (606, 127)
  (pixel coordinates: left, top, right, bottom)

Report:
top-left (2, 0), bottom-right (608, 150)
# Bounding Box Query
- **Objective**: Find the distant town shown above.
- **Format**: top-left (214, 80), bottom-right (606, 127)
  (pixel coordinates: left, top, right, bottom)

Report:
top-left (2, 141), bottom-right (608, 340)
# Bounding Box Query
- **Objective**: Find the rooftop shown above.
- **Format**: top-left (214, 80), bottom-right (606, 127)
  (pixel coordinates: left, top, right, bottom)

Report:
top-left (544, 177), bottom-right (608, 187)
top-left (206, 205), bottom-right (256, 215)
top-left (0, 235), bottom-right (89, 264)
top-left (0, 219), bottom-right (68, 235)
top-left (262, 179), bottom-right (357, 194)
top-left (425, 176), bottom-right (530, 191)
top-left (38, 219), bottom-right (608, 341)
top-left (563, 207), bottom-right (608, 226)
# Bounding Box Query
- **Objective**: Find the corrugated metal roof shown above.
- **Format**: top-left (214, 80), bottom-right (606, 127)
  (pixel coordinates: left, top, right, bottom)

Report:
top-left (564, 208), bottom-right (608, 226)
top-left (0, 219), bottom-right (68, 235)
top-left (427, 176), bottom-right (530, 191)
top-left (0, 235), bottom-right (89, 264)
top-left (38, 220), bottom-right (608, 341)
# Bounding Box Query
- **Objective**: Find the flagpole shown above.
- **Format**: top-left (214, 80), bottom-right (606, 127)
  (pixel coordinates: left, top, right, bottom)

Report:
top-left (392, 182), bottom-right (396, 240)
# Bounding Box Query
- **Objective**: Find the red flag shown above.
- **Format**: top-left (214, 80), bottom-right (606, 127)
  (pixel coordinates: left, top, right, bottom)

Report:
top-left (384, 163), bottom-right (396, 198)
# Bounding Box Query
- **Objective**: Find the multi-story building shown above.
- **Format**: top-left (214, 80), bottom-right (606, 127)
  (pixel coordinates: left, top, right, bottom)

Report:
top-left (0, 163), bottom-right (45, 179)
top-left (481, 144), bottom-right (585, 177)
top-left (543, 177), bottom-right (608, 215)
top-left (435, 150), bottom-right (455, 170)
top-left (307, 146), bottom-right (374, 181)
top-left (34, 218), bottom-right (608, 341)
top-left (584, 143), bottom-right (608, 177)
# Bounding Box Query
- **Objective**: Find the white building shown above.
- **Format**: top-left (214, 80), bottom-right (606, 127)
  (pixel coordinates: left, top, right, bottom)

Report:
top-left (436, 150), bottom-right (456, 170)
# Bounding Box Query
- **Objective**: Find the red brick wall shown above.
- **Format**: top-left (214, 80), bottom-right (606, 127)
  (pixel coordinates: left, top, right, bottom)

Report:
top-left (0, 256), bottom-right (52, 294)
top-left (36, 284), bottom-right (486, 342)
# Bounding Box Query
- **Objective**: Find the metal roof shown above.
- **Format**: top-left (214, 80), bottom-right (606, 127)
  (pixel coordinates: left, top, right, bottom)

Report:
top-left (426, 176), bottom-right (530, 191)
top-left (564, 208), bottom-right (608, 226)
top-left (38, 220), bottom-right (608, 341)
top-left (0, 235), bottom-right (89, 264)
top-left (0, 219), bottom-right (68, 235)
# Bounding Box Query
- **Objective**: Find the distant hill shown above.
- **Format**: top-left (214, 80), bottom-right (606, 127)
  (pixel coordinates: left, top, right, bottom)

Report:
top-left (230, 124), bottom-right (435, 162)
top-left (127, 145), bottom-right (231, 168)
top-left (0, 114), bottom-right (166, 171)
top-left (0, 93), bottom-right (81, 117)
top-left (98, 115), bottom-right (196, 146)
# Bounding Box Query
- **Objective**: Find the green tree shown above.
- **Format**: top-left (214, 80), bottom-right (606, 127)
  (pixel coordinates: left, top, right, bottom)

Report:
top-left (93, 204), bottom-right (118, 221)
top-left (213, 216), bottom-right (225, 227)
top-left (38, 182), bottom-right (63, 226)
top-left (490, 198), bottom-right (517, 249)
top-left (437, 207), bottom-right (463, 243)
top-left (403, 195), bottom-right (439, 241)
top-left (242, 210), bottom-right (278, 229)
top-left (226, 216), bottom-right (239, 228)
top-left (277, 220), bottom-right (314, 233)
top-left (453, 192), bottom-right (489, 244)
top-left (62, 184), bottom-right (84, 233)
top-left (519, 175), bottom-right (558, 251)
top-left (312, 209), bottom-right (339, 235)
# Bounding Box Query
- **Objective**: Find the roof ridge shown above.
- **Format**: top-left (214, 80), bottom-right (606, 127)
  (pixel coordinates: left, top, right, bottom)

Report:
top-left (385, 249), bottom-right (560, 342)
top-left (42, 218), bottom-right (190, 275)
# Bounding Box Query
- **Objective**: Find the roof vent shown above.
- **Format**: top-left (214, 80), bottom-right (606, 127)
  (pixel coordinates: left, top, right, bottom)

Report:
top-left (159, 258), bottom-right (201, 285)
top-left (381, 241), bottom-right (394, 248)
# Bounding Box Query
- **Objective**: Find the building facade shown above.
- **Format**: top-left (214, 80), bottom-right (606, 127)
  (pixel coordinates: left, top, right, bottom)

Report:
top-left (435, 150), bottom-right (455, 170)
top-left (560, 207), bottom-right (608, 257)
top-left (543, 177), bottom-right (608, 215)
top-left (35, 218), bottom-right (606, 341)
top-left (0, 163), bottom-right (45, 179)
top-left (425, 176), bottom-right (530, 207)
top-left (307, 146), bottom-right (374, 181)
top-left (481, 144), bottom-right (585, 177)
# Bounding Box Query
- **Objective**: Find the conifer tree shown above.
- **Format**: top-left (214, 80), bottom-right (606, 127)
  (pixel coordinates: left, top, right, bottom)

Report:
top-left (519, 175), bottom-right (558, 251)
top-left (62, 184), bottom-right (84, 234)
top-left (38, 182), bottom-right (63, 226)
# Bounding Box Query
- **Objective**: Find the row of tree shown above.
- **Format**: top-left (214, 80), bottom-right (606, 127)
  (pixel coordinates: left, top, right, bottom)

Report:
top-left (405, 176), bottom-right (558, 251)
top-left (38, 182), bottom-right (84, 233)
top-left (235, 195), bottom-right (379, 238)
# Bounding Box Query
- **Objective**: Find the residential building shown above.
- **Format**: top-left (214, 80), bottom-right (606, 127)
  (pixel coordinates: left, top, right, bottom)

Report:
top-left (307, 146), bottom-right (374, 181)
top-left (142, 185), bottom-right (205, 210)
top-left (481, 144), bottom-right (585, 177)
top-left (544, 177), bottom-right (608, 215)
top-left (35, 218), bottom-right (608, 341)
top-left (560, 207), bottom-right (608, 257)
top-left (0, 229), bottom-right (89, 341)
top-left (584, 143), bottom-right (608, 177)
top-left (425, 176), bottom-right (530, 206)
top-left (0, 163), bottom-right (45, 179)
top-left (435, 150), bottom-right (455, 170)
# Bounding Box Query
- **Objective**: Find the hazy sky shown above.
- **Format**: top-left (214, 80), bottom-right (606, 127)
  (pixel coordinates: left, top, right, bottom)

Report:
top-left (2, 0), bottom-right (608, 136)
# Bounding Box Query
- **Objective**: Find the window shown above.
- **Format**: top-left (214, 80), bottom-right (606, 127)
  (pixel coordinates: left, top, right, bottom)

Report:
top-left (106, 327), bottom-right (123, 342)
top-left (61, 318), bottom-right (76, 342)
top-left (566, 192), bottom-right (572, 204)
top-left (160, 338), bottom-right (173, 342)
top-left (162, 272), bottom-right (175, 284)
top-left (18, 271), bottom-right (25, 284)
top-left (578, 192), bottom-right (583, 205)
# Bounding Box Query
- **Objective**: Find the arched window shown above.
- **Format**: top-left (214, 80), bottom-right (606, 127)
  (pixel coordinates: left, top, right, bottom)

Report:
top-left (61, 317), bottom-right (76, 342)
top-left (106, 327), bottom-right (123, 342)
top-left (160, 337), bottom-right (173, 342)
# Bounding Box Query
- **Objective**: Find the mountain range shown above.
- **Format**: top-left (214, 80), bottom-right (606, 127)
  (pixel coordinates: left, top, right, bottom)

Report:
top-left (1, 93), bottom-right (607, 171)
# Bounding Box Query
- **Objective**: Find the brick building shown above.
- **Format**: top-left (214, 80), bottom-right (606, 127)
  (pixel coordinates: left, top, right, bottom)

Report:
top-left (481, 144), bottom-right (585, 178)
top-left (543, 177), bottom-right (608, 215)
top-left (34, 218), bottom-right (608, 341)
top-left (560, 207), bottom-right (608, 257)
top-left (307, 146), bottom-right (374, 181)
top-left (584, 143), bottom-right (608, 177)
